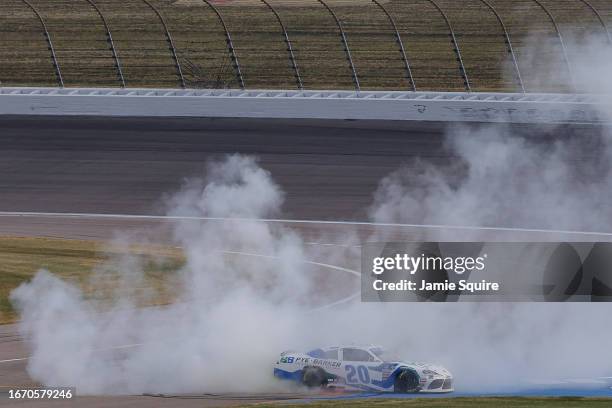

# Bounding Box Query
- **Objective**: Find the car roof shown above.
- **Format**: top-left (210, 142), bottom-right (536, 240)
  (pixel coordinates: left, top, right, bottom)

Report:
top-left (314, 345), bottom-right (382, 351)
top-left (306, 345), bottom-right (386, 360)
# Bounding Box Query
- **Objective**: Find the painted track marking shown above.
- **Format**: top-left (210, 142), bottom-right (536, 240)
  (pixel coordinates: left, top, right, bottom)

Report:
top-left (1, 211), bottom-right (612, 237)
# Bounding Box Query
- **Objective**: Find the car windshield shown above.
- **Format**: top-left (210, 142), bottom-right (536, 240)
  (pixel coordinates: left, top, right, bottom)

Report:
top-left (370, 347), bottom-right (401, 362)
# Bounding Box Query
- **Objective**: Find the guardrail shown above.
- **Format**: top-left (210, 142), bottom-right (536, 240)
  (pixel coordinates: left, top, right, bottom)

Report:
top-left (0, 0), bottom-right (610, 92)
top-left (0, 87), bottom-right (605, 125)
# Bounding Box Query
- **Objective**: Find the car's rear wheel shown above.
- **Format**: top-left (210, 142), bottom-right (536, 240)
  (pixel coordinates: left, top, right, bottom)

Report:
top-left (301, 366), bottom-right (327, 388)
top-left (393, 369), bottom-right (420, 393)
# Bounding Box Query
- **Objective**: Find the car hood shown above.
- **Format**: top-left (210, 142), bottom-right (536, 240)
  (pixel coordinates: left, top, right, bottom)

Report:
top-left (391, 361), bottom-right (452, 376)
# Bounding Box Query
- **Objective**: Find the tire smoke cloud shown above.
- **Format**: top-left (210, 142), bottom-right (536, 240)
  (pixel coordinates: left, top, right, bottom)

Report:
top-left (10, 35), bottom-right (612, 395)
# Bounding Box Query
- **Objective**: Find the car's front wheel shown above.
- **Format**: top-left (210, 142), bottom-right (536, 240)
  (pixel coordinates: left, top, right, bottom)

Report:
top-left (393, 369), bottom-right (420, 393)
top-left (301, 366), bottom-right (327, 388)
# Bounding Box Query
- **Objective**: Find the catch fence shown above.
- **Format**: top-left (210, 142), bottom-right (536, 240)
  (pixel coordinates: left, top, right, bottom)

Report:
top-left (0, 0), bottom-right (611, 92)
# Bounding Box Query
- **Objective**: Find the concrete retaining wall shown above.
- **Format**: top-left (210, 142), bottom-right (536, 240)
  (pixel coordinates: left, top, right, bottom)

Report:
top-left (0, 88), bottom-right (606, 124)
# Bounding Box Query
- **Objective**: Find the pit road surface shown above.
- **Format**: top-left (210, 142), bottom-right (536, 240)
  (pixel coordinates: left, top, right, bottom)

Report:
top-left (0, 116), bottom-right (607, 407)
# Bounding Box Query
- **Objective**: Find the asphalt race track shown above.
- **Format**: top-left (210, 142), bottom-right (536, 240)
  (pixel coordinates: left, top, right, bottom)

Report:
top-left (0, 116), bottom-right (610, 406)
top-left (0, 116), bottom-right (455, 221)
top-left (0, 116), bottom-right (603, 221)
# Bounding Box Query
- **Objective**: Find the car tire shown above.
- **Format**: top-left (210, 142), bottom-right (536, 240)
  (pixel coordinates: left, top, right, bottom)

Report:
top-left (301, 366), bottom-right (326, 388)
top-left (393, 369), bottom-right (420, 393)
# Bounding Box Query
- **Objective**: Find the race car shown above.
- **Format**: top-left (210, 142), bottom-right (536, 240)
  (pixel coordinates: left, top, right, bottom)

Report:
top-left (273, 345), bottom-right (453, 393)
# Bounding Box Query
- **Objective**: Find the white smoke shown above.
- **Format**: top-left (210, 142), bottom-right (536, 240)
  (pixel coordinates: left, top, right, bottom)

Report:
top-left (366, 29), bottom-right (612, 391)
top-left (11, 150), bottom-right (612, 395)
top-left (10, 34), bottom-right (612, 396)
top-left (370, 123), bottom-right (612, 232)
top-left (10, 154), bottom-right (338, 394)
top-left (372, 33), bottom-right (612, 233)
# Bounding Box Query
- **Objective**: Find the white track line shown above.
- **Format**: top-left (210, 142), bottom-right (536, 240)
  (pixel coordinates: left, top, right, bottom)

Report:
top-left (307, 292), bottom-right (361, 312)
top-left (0, 357), bottom-right (27, 363)
top-left (4, 212), bottom-right (610, 363)
top-left (222, 250), bottom-right (361, 277)
top-left (222, 250), bottom-right (362, 309)
top-left (1, 211), bottom-right (612, 237)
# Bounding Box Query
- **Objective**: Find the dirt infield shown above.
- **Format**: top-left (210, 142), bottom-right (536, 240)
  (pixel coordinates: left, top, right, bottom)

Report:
top-left (0, 0), bottom-right (610, 91)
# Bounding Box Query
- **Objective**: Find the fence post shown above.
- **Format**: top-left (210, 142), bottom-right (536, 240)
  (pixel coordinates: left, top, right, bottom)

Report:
top-left (19, 0), bottom-right (64, 87)
top-left (477, 0), bottom-right (525, 93)
top-left (260, 0), bottom-right (303, 90)
top-left (530, 0), bottom-right (575, 90)
top-left (424, 0), bottom-right (471, 91)
top-left (317, 0), bottom-right (360, 91)
top-left (141, 0), bottom-right (186, 88)
top-left (371, 0), bottom-right (416, 91)
top-left (200, 0), bottom-right (245, 89)
top-left (85, 0), bottom-right (126, 87)
top-left (576, 0), bottom-right (611, 43)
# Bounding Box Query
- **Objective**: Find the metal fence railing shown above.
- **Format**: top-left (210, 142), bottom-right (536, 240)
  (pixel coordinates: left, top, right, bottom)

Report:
top-left (86, 0), bottom-right (125, 87)
top-left (371, 0), bottom-right (415, 92)
top-left (0, 0), bottom-right (610, 91)
top-left (18, 0), bottom-right (64, 87)
top-left (260, 0), bottom-right (303, 89)
top-left (532, 0), bottom-right (575, 89)
top-left (477, 0), bottom-right (525, 93)
top-left (141, 0), bottom-right (185, 88)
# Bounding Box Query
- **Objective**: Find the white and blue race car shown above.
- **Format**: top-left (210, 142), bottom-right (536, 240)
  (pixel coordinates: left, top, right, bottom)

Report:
top-left (273, 345), bottom-right (453, 393)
